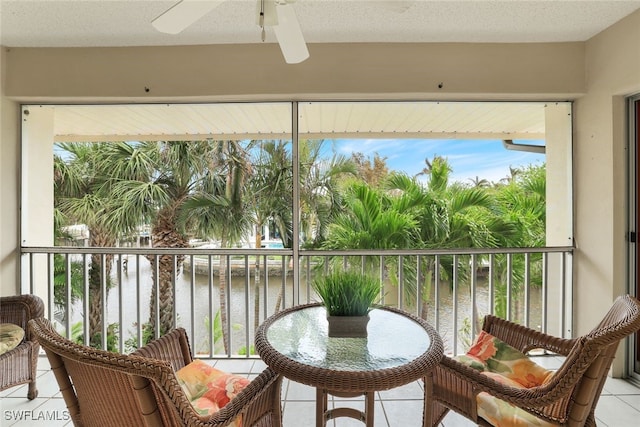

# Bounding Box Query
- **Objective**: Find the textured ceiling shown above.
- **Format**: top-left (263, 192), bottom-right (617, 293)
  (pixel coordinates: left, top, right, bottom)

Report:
top-left (2, 0), bottom-right (640, 48)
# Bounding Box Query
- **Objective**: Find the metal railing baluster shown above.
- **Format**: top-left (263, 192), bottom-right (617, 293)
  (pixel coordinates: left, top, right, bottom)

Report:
top-left (21, 246), bottom-right (573, 358)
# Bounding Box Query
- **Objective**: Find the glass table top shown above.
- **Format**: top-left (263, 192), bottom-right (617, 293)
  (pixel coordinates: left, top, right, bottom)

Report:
top-left (265, 305), bottom-right (432, 372)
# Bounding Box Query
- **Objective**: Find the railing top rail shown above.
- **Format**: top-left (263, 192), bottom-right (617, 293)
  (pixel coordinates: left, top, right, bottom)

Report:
top-left (302, 247), bottom-right (574, 256)
top-left (21, 246), bottom-right (574, 256)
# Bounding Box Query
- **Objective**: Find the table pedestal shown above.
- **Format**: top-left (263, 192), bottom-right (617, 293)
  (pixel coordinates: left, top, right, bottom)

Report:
top-left (316, 389), bottom-right (374, 427)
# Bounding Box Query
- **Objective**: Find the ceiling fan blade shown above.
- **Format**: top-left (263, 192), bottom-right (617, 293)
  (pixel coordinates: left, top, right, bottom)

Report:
top-left (273, 3), bottom-right (309, 64)
top-left (152, 0), bottom-right (225, 34)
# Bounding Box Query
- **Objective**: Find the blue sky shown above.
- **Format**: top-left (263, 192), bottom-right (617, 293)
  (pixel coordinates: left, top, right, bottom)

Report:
top-left (332, 138), bottom-right (545, 184)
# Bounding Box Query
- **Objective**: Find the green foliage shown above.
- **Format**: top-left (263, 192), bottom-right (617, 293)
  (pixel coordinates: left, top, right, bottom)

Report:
top-left (298, 139), bottom-right (358, 248)
top-left (237, 345), bottom-right (255, 356)
top-left (71, 321), bottom-right (119, 352)
top-left (200, 311), bottom-right (225, 354)
top-left (250, 140), bottom-right (294, 248)
top-left (322, 182), bottom-right (418, 250)
top-left (458, 317), bottom-right (473, 351)
top-left (53, 254), bottom-right (84, 309)
top-left (312, 270), bottom-right (382, 316)
top-left (124, 322), bottom-right (157, 352)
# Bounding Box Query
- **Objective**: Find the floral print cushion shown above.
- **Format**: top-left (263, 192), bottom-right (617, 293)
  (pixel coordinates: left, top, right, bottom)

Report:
top-left (458, 330), bottom-right (554, 387)
top-left (0, 323), bottom-right (25, 355)
top-left (477, 387), bottom-right (558, 427)
top-left (175, 359), bottom-right (250, 427)
top-left (455, 330), bottom-right (558, 427)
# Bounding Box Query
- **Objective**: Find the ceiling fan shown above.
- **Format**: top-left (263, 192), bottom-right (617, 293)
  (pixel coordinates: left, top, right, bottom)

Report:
top-left (152, 0), bottom-right (309, 64)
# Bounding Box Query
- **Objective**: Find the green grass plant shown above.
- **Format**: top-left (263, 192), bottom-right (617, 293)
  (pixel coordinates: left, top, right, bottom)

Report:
top-left (312, 270), bottom-right (382, 316)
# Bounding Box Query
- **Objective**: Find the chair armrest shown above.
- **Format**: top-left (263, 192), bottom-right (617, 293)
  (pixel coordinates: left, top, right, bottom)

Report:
top-left (132, 328), bottom-right (193, 371)
top-left (0, 340), bottom-right (33, 363)
top-left (204, 367), bottom-right (283, 427)
top-left (144, 366), bottom-right (283, 427)
top-left (482, 315), bottom-right (577, 356)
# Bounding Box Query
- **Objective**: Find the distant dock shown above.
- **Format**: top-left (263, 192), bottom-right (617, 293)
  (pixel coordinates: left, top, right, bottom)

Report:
top-left (182, 256), bottom-right (291, 277)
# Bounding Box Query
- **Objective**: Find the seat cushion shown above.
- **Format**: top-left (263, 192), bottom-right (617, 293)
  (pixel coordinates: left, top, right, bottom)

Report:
top-left (476, 375), bottom-right (558, 427)
top-left (0, 323), bottom-right (25, 355)
top-left (455, 331), bottom-right (558, 427)
top-left (176, 359), bottom-right (250, 426)
top-left (457, 330), bottom-right (554, 388)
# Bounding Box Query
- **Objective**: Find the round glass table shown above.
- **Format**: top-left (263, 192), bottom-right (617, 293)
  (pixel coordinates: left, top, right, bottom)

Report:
top-left (255, 303), bottom-right (443, 427)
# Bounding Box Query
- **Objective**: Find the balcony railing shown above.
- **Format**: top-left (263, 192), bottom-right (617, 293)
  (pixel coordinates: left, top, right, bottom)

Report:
top-left (21, 246), bottom-right (573, 358)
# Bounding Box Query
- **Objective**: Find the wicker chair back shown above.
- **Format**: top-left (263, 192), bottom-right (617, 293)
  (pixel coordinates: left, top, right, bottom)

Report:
top-left (0, 294), bottom-right (44, 399)
top-left (426, 294), bottom-right (640, 427)
top-left (29, 317), bottom-right (283, 427)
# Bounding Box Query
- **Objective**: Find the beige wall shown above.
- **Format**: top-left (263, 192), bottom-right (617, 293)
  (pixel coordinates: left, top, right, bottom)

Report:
top-left (3, 42), bottom-right (585, 101)
top-left (1, 8), bottom-right (639, 372)
top-left (574, 9), bottom-right (640, 375)
top-left (0, 48), bottom-right (20, 296)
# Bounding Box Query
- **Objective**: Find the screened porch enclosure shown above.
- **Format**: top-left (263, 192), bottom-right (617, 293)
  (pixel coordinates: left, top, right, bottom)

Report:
top-left (20, 100), bottom-right (573, 358)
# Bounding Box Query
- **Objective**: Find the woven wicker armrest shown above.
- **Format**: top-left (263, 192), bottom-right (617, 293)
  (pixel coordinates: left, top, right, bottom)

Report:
top-left (482, 315), bottom-right (577, 356)
top-left (136, 364), bottom-right (282, 426)
top-left (131, 330), bottom-right (283, 426)
top-left (201, 367), bottom-right (282, 426)
top-left (132, 327), bottom-right (193, 372)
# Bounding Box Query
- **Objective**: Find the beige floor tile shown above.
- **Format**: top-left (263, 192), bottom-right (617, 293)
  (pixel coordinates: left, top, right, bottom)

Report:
top-left (5, 356), bottom-right (639, 427)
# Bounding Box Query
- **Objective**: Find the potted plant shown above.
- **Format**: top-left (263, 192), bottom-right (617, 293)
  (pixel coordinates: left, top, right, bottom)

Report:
top-left (312, 270), bottom-right (382, 338)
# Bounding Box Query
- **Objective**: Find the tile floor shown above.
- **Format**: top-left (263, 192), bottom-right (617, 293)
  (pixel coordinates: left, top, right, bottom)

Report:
top-left (2, 355), bottom-right (640, 426)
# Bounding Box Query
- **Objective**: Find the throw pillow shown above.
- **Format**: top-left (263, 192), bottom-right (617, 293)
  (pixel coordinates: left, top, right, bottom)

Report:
top-left (175, 359), bottom-right (250, 426)
top-left (458, 330), bottom-right (554, 388)
top-left (0, 323), bottom-right (25, 355)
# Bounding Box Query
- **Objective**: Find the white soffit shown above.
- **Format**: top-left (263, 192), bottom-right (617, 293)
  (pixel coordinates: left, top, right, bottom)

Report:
top-left (43, 102), bottom-right (548, 142)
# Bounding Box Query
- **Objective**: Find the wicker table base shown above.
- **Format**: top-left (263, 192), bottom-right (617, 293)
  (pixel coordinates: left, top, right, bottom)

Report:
top-left (317, 389), bottom-right (374, 427)
top-left (256, 303), bottom-right (444, 427)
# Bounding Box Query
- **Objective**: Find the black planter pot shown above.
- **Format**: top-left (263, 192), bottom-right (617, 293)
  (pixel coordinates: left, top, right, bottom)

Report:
top-left (327, 314), bottom-right (370, 338)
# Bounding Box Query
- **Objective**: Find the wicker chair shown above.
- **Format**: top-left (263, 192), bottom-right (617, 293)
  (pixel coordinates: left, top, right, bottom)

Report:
top-left (424, 294), bottom-right (640, 427)
top-left (0, 294), bottom-right (44, 399)
top-left (29, 317), bottom-right (283, 427)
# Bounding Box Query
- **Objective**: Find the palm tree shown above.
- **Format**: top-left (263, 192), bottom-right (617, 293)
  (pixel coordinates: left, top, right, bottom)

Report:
top-left (180, 140), bottom-right (253, 353)
top-left (248, 141), bottom-right (293, 327)
top-left (499, 166), bottom-right (522, 185)
top-left (385, 156), bottom-right (514, 319)
top-left (323, 182), bottom-right (418, 250)
top-left (54, 143), bottom-right (120, 347)
top-left (249, 141), bottom-right (294, 247)
top-left (469, 176), bottom-right (490, 188)
top-left (104, 140), bottom-right (215, 338)
top-left (490, 164), bottom-right (546, 319)
top-left (321, 182), bottom-right (419, 299)
top-left (298, 139), bottom-right (357, 248)
top-left (413, 156), bottom-right (434, 179)
top-left (252, 139), bottom-right (354, 313)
